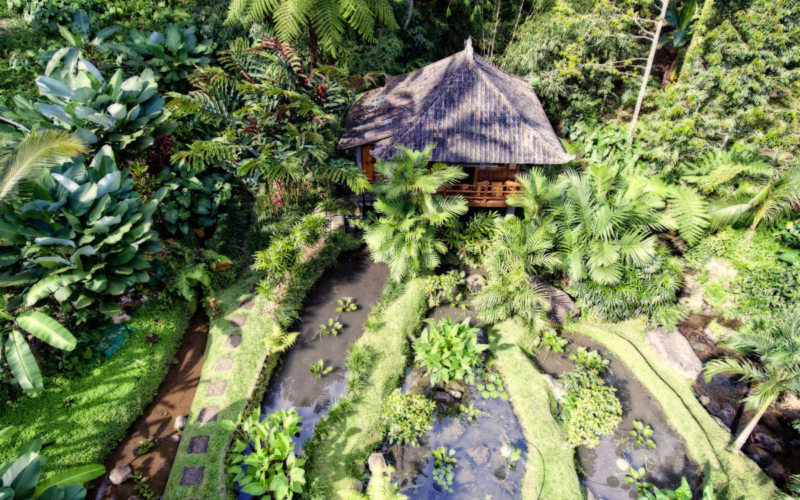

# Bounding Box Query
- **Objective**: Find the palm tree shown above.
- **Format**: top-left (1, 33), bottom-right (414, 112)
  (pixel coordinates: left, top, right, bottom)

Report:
top-left (472, 216), bottom-right (560, 330)
top-left (364, 144), bottom-right (468, 282)
top-left (506, 167), bottom-right (562, 221)
top-left (0, 130), bottom-right (86, 201)
top-left (703, 308), bottom-right (800, 451)
top-left (225, 0), bottom-right (398, 64)
top-left (708, 165), bottom-right (800, 233)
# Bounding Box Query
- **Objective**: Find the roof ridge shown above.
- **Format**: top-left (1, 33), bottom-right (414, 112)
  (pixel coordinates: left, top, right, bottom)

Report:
top-left (472, 58), bottom-right (569, 161)
top-left (374, 53), bottom-right (471, 158)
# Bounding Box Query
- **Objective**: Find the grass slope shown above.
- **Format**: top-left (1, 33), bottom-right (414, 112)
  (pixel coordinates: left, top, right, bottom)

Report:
top-left (565, 318), bottom-right (779, 500)
top-left (491, 321), bottom-right (583, 500)
top-left (305, 278), bottom-right (428, 498)
top-left (0, 294), bottom-right (196, 476)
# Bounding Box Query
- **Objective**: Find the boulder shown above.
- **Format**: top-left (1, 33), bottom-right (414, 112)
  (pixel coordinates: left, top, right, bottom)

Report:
top-left (467, 445), bottom-right (490, 465)
top-left (440, 421), bottom-right (467, 444)
top-left (646, 328), bottom-right (703, 380)
top-left (543, 374), bottom-right (567, 404)
top-left (699, 395), bottom-right (711, 407)
top-left (466, 274), bottom-right (486, 293)
top-left (171, 434), bottom-right (181, 443)
top-left (531, 277), bottom-right (579, 325)
top-left (174, 415), bottom-right (187, 431)
top-left (703, 320), bottom-right (736, 344)
top-left (109, 465), bottom-right (132, 485)
top-left (368, 453), bottom-right (387, 475)
top-left (433, 390), bottom-right (457, 404)
top-left (705, 258), bottom-right (737, 284)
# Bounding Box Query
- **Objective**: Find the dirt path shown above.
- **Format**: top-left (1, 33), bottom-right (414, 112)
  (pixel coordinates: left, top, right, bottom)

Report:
top-left (89, 308), bottom-right (209, 499)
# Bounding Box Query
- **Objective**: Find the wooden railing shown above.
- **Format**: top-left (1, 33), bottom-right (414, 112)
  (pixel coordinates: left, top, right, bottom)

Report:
top-left (437, 182), bottom-right (521, 208)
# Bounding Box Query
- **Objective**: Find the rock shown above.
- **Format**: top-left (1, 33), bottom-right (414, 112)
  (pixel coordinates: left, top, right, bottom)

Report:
top-left (368, 453), bottom-right (387, 475)
top-left (171, 434), bottom-right (181, 443)
top-left (530, 277), bottom-right (579, 324)
top-left (543, 374), bottom-right (567, 404)
top-left (615, 458), bottom-right (630, 471)
top-left (703, 320), bottom-right (736, 344)
top-left (646, 328), bottom-right (703, 380)
top-left (753, 433), bottom-right (784, 454)
top-left (455, 467), bottom-right (476, 484)
top-left (440, 421), bottom-right (467, 444)
top-left (446, 381), bottom-right (467, 394)
top-left (109, 465), bottom-right (132, 485)
top-left (705, 258), bottom-right (738, 284)
top-left (584, 486), bottom-right (597, 500)
top-left (174, 415), bottom-right (187, 431)
top-left (111, 312), bottom-right (130, 324)
top-left (778, 393), bottom-right (800, 412)
top-left (466, 274), bottom-right (486, 293)
top-left (447, 389), bottom-right (463, 399)
top-left (712, 416), bottom-right (728, 429)
top-left (467, 445), bottom-right (490, 465)
top-left (354, 480), bottom-right (364, 493)
top-left (699, 395), bottom-right (711, 407)
top-left (433, 390), bottom-right (457, 404)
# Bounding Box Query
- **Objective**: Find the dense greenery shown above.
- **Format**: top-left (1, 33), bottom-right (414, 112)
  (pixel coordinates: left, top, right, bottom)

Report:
top-left (412, 316), bottom-right (487, 386)
top-left (380, 390), bottom-right (435, 445)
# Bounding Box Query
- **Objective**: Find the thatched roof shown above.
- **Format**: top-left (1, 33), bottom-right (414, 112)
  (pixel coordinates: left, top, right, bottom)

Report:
top-left (338, 39), bottom-right (573, 164)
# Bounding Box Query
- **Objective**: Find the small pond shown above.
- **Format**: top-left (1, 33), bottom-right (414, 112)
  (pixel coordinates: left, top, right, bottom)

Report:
top-left (536, 334), bottom-right (700, 500)
top-left (382, 305), bottom-right (528, 500)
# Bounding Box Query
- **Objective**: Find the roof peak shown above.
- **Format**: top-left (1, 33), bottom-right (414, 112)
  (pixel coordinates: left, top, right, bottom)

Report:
top-left (464, 37), bottom-right (473, 62)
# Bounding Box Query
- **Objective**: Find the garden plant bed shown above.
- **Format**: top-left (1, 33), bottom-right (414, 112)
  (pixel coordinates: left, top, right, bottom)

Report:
top-left (536, 334), bottom-right (700, 499)
top-left (90, 309), bottom-right (210, 499)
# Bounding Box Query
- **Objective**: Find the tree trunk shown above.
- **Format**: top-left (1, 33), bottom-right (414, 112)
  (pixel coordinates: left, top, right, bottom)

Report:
top-left (733, 398), bottom-right (773, 451)
top-left (403, 0), bottom-right (414, 30)
top-left (308, 23), bottom-right (319, 70)
top-left (628, 0), bottom-right (670, 142)
top-left (489, 0), bottom-right (502, 59)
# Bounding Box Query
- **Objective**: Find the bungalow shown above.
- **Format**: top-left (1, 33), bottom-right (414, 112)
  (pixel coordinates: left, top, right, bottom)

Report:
top-left (338, 38), bottom-right (573, 207)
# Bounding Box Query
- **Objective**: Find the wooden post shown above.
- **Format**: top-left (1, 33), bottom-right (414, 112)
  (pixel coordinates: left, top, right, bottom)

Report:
top-left (629, 0), bottom-right (670, 142)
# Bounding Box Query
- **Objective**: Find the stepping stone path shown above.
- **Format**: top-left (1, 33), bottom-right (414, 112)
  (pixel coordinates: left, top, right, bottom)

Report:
top-left (175, 291), bottom-right (257, 497)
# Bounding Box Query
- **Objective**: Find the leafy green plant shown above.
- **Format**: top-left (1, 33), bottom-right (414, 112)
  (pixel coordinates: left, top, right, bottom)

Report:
top-left (442, 211), bottom-right (498, 266)
top-left (703, 308), bottom-right (800, 450)
top-left (457, 404), bottom-right (485, 422)
top-left (131, 470), bottom-right (155, 499)
top-left (380, 390), bottom-right (434, 445)
top-left (412, 316), bottom-right (487, 386)
top-left (365, 144), bottom-right (467, 282)
top-left (475, 369), bottom-right (508, 400)
top-left (0, 427), bottom-right (104, 500)
top-left (310, 359), bottom-right (333, 378)
top-left (665, 0), bottom-right (697, 48)
top-left (569, 347), bottom-right (609, 373)
top-left (777, 221), bottom-right (800, 249)
top-left (136, 439), bottom-right (158, 455)
top-left (336, 297), bottom-right (357, 312)
top-left (638, 477), bottom-right (699, 500)
top-left (541, 329), bottom-right (568, 352)
top-left (432, 447), bottom-right (456, 493)
top-left (423, 270), bottom-right (465, 308)
top-left (560, 364), bottom-right (622, 448)
top-left (125, 25), bottom-right (214, 88)
top-left (626, 466), bottom-right (654, 495)
top-left (317, 318), bottom-right (343, 337)
top-left (630, 420), bottom-right (656, 449)
top-left (222, 408), bottom-right (306, 498)
top-left (157, 160), bottom-right (232, 235)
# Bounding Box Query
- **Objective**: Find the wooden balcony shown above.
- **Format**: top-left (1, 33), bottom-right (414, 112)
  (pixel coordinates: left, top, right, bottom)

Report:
top-left (437, 181), bottom-right (521, 208)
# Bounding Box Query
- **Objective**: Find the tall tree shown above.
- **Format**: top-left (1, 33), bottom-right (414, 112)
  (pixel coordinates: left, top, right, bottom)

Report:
top-left (703, 309), bottom-right (800, 450)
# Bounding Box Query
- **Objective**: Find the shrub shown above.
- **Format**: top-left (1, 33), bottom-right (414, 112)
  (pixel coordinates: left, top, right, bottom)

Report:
top-left (222, 408), bottom-right (306, 499)
top-left (252, 214), bottom-right (328, 290)
top-left (0, 146), bottom-right (167, 325)
top-left (560, 364), bottom-right (622, 449)
top-left (157, 161), bottom-right (232, 236)
top-left (423, 270), bottom-right (465, 308)
top-left (125, 24), bottom-right (214, 89)
top-left (1, 66), bottom-right (175, 153)
top-left (412, 317), bottom-right (488, 386)
top-left (381, 390), bottom-right (434, 445)
top-left (569, 246), bottom-right (688, 329)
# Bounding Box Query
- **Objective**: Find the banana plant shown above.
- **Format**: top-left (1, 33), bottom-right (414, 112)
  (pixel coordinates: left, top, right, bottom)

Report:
top-left (664, 0), bottom-right (697, 48)
top-left (0, 296), bottom-right (77, 396)
top-left (0, 146), bottom-right (168, 323)
top-left (0, 66), bottom-right (176, 153)
top-left (125, 24), bottom-right (214, 87)
top-left (0, 426), bottom-right (104, 498)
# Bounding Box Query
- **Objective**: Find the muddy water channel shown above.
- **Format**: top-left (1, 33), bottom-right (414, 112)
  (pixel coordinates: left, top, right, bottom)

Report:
top-left (384, 306), bottom-right (528, 500)
top-left (536, 334), bottom-right (700, 500)
top-left (260, 249), bottom-right (389, 443)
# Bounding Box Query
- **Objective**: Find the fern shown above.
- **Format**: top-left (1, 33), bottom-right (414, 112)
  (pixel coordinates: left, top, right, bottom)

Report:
top-left (170, 140), bottom-right (244, 173)
top-left (668, 185), bottom-right (709, 246)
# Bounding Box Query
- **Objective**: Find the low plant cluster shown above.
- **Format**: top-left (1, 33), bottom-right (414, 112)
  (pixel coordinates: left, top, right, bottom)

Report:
top-left (380, 390), bottom-right (435, 445)
top-left (412, 316), bottom-right (487, 386)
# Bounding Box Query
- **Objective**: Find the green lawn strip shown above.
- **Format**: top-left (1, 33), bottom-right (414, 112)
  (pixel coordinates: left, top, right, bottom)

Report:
top-left (565, 319), bottom-right (779, 500)
top-left (164, 231), bottom-right (359, 500)
top-left (491, 320), bottom-right (583, 500)
top-left (305, 278), bottom-right (428, 498)
top-left (0, 293), bottom-right (196, 476)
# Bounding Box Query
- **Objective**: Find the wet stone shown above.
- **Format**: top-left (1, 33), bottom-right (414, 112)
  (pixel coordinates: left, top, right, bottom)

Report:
top-left (207, 380), bottom-right (227, 397)
top-left (230, 316), bottom-right (247, 328)
top-left (197, 406), bottom-right (219, 424)
top-left (224, 334), bottom-right (242, 348)
top-left (240, 298), bottom-right (255, 310)
top-left (440, 421), bottom-right (467, 444)
top-left (188, 435), bottom-right (210, 454)
top-left (215, 357), bottom-right (234, 371)
top-left (467, 445), bottom-right (490, 465)
top-left (180, 466), bottom-right (204, 486)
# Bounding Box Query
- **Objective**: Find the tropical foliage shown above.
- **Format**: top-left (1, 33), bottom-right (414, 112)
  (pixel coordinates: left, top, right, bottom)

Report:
top-left (561, 352), bottom-right (622, 448)
top-left (157, 160), bottom-right (232, 235)
top-left (412, 316), bottom-right (488, 386)
top-left (380, 390), bottom-right (435, 445)
top-left (125, 24), bottom-right (214, 87)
